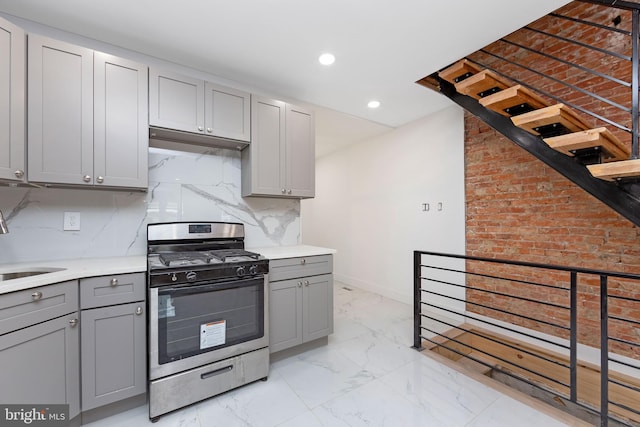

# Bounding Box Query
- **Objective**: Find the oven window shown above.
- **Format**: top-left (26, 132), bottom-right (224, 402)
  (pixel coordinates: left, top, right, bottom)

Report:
top-left (157, 277), bottom-right (264, 364)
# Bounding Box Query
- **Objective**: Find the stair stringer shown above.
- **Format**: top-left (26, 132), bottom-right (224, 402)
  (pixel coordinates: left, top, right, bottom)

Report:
top-left (439, 79), bottom-right (640, 227)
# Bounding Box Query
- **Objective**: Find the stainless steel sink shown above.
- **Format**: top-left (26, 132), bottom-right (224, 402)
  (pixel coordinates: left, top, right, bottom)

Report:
top-left (0, 268), bottom-right (65, 281)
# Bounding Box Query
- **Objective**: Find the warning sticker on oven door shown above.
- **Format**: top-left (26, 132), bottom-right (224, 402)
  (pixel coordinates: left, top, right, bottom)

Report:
top-left (200, 320), bottom-right (226, 349)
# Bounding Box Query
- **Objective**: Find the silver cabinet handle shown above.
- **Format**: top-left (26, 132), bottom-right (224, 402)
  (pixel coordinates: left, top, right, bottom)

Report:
top-left (110, 278), bottom-right (118, 287)
top-left (83, 175), bottom-right (91, 182)
top-left (69, 318), bottom-right (78, 327)
top-left (135, 306), bottom-right (143, 315)
top-left (297, 281), bottom-right (302, 288)
top-left (31, 291), bottom-right (43, 300)
top-left (281, 189), bottom-right (286, 194)
top-left (207, 128), bottom-right (212, 133)
top-left (304, 280), bottom-right (310, 287)
top-left (301, 258), bottom-right (306, 265)
top-left (14, 170), bottom-right (24, 179)
top-left (197, 126), bottom-right (204, 132)
top-left (287, 189), bottom-right (292, 195)
top-left (96, 176), bottom-right (104, 184)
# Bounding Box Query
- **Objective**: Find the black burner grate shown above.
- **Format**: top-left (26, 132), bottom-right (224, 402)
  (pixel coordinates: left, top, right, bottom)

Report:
top-left (207, 250), bottom-right (261, 262)
top-left (158, 252), bottom-right (213, 267)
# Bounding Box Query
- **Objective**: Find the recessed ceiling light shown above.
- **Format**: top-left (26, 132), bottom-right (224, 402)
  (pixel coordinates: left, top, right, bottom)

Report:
top-left (318, 53), bottom-right (335, 66)
top-left (367, 100), bottom-right (381, 109)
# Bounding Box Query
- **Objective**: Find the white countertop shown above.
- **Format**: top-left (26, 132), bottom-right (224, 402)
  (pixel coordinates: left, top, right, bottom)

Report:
top-left (0, 255), bottom-right (147, 294)
top-left (248, 245), bottom-right (336, 260)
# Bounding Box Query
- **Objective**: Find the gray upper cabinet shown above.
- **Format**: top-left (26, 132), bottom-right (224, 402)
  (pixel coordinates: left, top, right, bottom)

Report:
top-left (28, 35), bottom-right (148, 189)
top-left (0, 16), bottom-right (26, 183)
top-left (149, 68), bottom-right (250, 142)
top-left (242, 96), bottom-right (315, 198)
top-left (94, 53), bottom-right (148, 188)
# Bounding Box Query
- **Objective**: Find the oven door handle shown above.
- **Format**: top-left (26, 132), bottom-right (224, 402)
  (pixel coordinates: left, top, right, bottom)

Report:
top-left (200, 365), bottom-right (233, 380)
top-left (158, 277), bottom-right (263, 296)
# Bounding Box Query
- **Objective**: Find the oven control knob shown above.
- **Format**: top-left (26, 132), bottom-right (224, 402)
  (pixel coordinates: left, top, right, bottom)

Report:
top-left (171, 273), bottom-right (178, 282)
top-left (249, 265), bottom-right (258, 275)
top-left (186, 271), bottom-right (197, 282)
top-left (236, 266), bottom-right (246, 277)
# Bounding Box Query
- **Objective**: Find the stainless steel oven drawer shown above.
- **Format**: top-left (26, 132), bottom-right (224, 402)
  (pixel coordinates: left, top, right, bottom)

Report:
top-left (149, 347), bottom-right (269, 419)
top-left (268, 255), bottom-right (332, 282)
top-left (80, 273), bottom-right (145, 309)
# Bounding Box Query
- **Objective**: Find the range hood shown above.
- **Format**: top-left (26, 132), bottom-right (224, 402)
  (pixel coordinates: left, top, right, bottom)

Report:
top-left (149, 127), bottom-right (250, 151)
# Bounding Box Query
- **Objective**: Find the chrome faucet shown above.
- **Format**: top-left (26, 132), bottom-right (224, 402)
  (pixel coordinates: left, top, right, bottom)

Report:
top-left (0, 210), bottom-right (8, 234)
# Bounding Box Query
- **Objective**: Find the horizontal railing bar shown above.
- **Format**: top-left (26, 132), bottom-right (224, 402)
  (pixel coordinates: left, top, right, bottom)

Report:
top-left (580, 0), bottom-right (640, 12)
top-left (420, 302), bottom-right (569, 350)
top-left (607, 399), bottom-right (640, 416)
top-left (420, 328), bottom-right (571, 389)
top-left (421, 263), bottom-right (570, 291)
top-left (493, 39), bottom-right (632, 106)
top-left (416, 251), bottom-right (640, 281)
top-left (548, 12), bottom-right (632, 36)
top-left (422, 276), bottom-right (569, 311)
top-left (609, 377), bottom-right (640, 394)
top-left (423, 314), bottom-right (571, 369)
top-left (470, 54), bottom-right (633, 133)
top-left (608, 293), bottom-right (640, 304)
top-left (609, 356), bottom-right (640, 371)
top-left (608, 314), bottom-right (640, 327)
top-left (421, 289), bottom-right (570, 330)
top-left (523, 25), bottom-right (632, 61)
top-left (608, 336), bottom-right (640, 348)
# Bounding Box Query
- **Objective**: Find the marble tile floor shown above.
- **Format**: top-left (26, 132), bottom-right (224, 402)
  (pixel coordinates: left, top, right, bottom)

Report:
top-left (86, 281), bottom-right (586, 427)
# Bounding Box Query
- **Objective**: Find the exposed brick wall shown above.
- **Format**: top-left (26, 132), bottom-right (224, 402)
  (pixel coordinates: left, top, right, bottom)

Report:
top-left (463, 2), bottom-right (640, 358)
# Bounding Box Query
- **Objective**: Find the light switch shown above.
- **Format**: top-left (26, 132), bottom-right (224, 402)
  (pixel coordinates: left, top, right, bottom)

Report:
top-left (63, 211), bottom-right (81, 231)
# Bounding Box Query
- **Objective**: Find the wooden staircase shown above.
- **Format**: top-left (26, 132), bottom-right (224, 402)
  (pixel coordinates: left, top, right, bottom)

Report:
top-left (434, 59), bottom-right (640, 182)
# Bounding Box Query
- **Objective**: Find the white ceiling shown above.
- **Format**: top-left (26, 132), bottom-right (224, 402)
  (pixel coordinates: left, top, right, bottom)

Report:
top-left (0, 0), bottom-right (569, 157)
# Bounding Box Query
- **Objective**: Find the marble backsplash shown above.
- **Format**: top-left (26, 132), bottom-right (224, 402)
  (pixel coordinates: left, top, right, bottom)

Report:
top-left (0, 146), bottom-right (300, 264)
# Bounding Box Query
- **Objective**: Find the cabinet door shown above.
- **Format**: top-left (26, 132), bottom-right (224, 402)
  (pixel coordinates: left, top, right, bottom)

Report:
top-left (243, 96), bottom-right (285, 197)
top-left (28, 35), bottom-right (93, 185)
top-left (149, 68), bottom-right (204, 134)
top-left (0, 313), bottom-right (80, 419)
top-left (286, 104), bottom-right (315, 198)
top-left (204, 82), bottom-right (250, 142)
top-left (302, 274), bottom-right (333, 342)
top-left (81, 302), bottom-right (146, 411)
top-left (94, 53), bottom-right (148, 188)
top-left (0, 17), bottom-right (25, 183)
top-left (269, 278), bottom-right (303, 353)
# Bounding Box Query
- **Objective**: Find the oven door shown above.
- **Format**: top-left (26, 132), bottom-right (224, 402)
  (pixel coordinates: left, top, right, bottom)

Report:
top-left (149, 275), bottom-right (268, 380)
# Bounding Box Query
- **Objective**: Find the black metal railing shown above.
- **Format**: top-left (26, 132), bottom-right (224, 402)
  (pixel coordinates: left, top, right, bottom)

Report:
top-left (413, 250), bottom-right (640, 427)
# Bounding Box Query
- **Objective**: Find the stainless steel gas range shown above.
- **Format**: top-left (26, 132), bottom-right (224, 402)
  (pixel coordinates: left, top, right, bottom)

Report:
top-left (146, 222), bottom-right (269, 421)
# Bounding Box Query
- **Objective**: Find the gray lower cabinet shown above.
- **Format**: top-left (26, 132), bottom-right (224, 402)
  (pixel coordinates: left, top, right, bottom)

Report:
top-left (0, 281), bottom-right (80, 419)
top-left (0, 16), bottom-right (26, 183)
top-left (79, 273), bottom-right (146, 412)
top-left (28, 34), bottom-right (148, 188)
top-left (268, 255), bottom-right (333, 353)
top-left (242, 96), bottom-right (315, 198)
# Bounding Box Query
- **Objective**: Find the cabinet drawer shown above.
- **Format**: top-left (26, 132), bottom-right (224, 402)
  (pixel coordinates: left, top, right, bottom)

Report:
top-left (80, 273), bottom-right (145, 309)
top-left (0, 280), bottom-right (78, 335)
top-left (268, 255), bottom-right (332, 282)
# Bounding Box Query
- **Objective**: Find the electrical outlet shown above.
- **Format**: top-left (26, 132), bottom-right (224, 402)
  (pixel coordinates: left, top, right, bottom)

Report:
top-left (63, 211), bottom-right (81, 231)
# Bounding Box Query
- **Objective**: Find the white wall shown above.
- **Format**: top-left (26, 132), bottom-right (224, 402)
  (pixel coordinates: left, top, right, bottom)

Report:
top-left (301, 106), bottom-right (466, 304)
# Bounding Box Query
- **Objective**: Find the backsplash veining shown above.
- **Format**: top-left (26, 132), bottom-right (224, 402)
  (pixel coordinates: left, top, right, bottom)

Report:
top-left (0, 146), bottom-right (300, 264)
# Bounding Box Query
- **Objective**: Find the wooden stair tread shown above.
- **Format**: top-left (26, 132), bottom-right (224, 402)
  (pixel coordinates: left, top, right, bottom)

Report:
top-left (587, 158), bottom-right (640, 181)
top-left (455, 70), bottom-right (511, 100)
top-left (479, 85), bottom-right (549, 117)
top-left (416, 74), bottom-right (440, 92)
top-left (457, 353), bottom-right (494, 375)
top-left (544, 127), bottom-right (630, 162)
top-left (438, 59), bottom-right (482, 85)
top-left (511, 103), bottom-right (590, 137)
